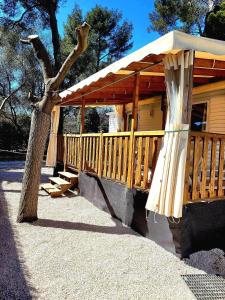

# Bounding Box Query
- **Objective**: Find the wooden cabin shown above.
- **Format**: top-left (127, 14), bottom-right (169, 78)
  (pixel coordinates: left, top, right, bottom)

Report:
top-left (47, 31), bottom-right (225, 258)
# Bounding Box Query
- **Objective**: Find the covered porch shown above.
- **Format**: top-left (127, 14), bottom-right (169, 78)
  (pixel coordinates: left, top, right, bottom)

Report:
top-left (47, 30), bottom-right (225, 257)
top-left (52, 30), bottom-right (225, 206)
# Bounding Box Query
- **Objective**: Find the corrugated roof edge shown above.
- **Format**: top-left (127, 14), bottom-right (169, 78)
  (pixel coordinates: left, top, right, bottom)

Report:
top-left (60, 30), bottom-right (225, 100)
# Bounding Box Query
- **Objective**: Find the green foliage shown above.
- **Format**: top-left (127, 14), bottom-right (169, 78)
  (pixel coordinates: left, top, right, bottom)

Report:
top-left (63, 106), bottom-right (80, 134)
top-left (62, 4), bottom-right (133, 86)
top-left (0, 27), bottom-right (45, 150)
top-left (98, 107), bottom-right (113, 132)
top-left (204, 1), bottom-right (225, 40)
top-left (0, 0), bottom-right (62, 31)
top-left (85, 108), bottom-right (100, 133)
top-left (149, 0), bottom-right (222, 36)
top-left (1, 0), bottom-right (65, 72)
top-left (63, 106), bottom-right (113, 134)
top-left (0, 115), bottom-right (30, 150)
top-left (61, 5), bottom-right (132, 135)
top-left (0, 120), bottom-right (20, 150)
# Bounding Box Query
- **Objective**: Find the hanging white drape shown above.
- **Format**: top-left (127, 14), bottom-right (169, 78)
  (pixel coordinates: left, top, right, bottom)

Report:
top-left (115, 105), bottom-right (124, 132)
top-left (46, 106), bottom-right (60, 166)
top-left (145, 51), bottom-right (194, 218)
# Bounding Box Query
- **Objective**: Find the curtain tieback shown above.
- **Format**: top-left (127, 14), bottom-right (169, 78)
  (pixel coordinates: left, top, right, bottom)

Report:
top-left (165, 129), bottom-right (189, 133)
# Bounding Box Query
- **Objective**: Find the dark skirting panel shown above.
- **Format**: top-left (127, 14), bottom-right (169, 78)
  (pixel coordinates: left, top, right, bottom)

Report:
top-left (79, 171), bottom-right (225, 258)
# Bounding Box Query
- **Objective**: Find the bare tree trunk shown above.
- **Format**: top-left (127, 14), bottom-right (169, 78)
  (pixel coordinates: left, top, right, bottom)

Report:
top-left (17, 23), bottom-right (90, 223)
top-left (17, 109), bottom-right (50, 222)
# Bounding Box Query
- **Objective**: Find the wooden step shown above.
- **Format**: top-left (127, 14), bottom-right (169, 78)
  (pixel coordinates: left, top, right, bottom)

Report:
top-left (41, 183), bottom-right (62, 197)
top-left (49, 176), bottom-right (72, 193)
top-left (58, 171), bottom-right (78, 179)
top-left (58, 171), bottom-right (78, 183)
top-left (49, 177), bottom-right (71, 186)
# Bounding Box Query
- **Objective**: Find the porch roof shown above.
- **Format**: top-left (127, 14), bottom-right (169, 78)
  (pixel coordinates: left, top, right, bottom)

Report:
top-left (60, 30), bottom-right (225, 107)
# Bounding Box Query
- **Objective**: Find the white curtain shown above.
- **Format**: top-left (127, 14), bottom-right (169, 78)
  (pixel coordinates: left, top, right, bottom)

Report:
top-left (46, 106), bottom-right (60, 167)
top-left (115, 105), bottom-right (124, 132)
top-left (145, 51), bottom-right (194, 218)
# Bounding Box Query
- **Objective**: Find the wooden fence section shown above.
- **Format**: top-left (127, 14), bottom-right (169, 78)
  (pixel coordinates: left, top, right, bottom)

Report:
top-left (184, 131), bottom-right (225, 203)
top-left (133, 131), bottom-right (163, 189)
top-left (65, 134), bottom-right (81, 169)
top-left (58, 130), bottom-right (225, 200)
top-left (58, 131), bottom-right (164, 190)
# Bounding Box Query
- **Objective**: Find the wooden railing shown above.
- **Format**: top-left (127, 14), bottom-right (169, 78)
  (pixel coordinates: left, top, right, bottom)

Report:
top-left (57, 130), bottom-right (225, 200)
top-left (132, 132), bottom-right (163, 189)
top-left (57, 131), bottom-right (164, 190)
top-left (184, 131), bottom-right (225, 203)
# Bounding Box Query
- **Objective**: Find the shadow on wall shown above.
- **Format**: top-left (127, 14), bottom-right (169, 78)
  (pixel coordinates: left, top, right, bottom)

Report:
top-left (0, 161), bottom-right (38, 299)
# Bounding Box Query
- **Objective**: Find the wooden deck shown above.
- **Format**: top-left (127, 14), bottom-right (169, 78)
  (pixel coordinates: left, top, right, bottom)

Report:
top-left (57, 130), bottom-right (225, 204)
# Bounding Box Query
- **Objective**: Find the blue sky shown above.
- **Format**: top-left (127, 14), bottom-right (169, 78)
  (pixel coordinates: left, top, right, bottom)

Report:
top-left (57, 0), bottom-right (159, 52)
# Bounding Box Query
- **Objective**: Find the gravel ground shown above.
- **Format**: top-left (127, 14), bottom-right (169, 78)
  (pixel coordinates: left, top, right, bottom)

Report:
top-left (1, 161), bottom-right (225, 300)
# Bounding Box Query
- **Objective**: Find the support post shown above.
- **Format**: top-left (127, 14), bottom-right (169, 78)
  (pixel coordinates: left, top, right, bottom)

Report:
top-left (127, 73), bottom-right (140, 188)
top-left (132, 73), bottom-right (140, 132)
top-left (63, 134), bottom-right (68, 171)
top-left (123, 104), bottom-right (127, 132)
top-left (79, 97), bottom-right (85, 172)
top-left (80, 96), bottom-right (85, 134)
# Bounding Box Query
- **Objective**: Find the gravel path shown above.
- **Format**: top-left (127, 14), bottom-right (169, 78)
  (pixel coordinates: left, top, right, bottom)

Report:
top-left (0, 161), bottom-right (224, 300)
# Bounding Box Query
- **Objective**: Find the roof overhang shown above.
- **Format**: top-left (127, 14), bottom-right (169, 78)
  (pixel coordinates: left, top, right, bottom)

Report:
top-left (60, 30), bottom-right (225, 107)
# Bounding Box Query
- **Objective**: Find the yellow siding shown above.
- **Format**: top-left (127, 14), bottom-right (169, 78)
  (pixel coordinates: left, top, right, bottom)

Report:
top-left (138, 103), bottom-right (163, 131)
top-left (208, 94), bottom-right (225, 134)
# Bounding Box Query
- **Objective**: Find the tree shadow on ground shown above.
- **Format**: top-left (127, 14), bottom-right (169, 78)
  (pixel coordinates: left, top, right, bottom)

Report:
top-left (0, 160), bottom-right (53, 299)
top-left (33, 217), bottom-right (137, 236)
top-left (0, 160), bottom-right (53, 185)
top-left (0, 186), bottom-right (37, 299)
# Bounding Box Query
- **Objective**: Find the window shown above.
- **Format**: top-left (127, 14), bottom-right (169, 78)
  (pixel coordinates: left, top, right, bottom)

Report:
top-left (191, 103), bottom-right (207, 131)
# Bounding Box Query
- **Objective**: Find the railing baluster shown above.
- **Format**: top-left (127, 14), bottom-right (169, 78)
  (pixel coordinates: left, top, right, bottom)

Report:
top-left (183, 135), bottom-right (191, 204)
top-left (74, 137), bottom-right (77, 169)
top-left (82, 137), bottom-right (85, 170)
top-left (201, 136), bottom-right (209, 199)
top-left (88, 137), bottom-right (92, 169)
top-left (85, 137), bottom-right (89, 170)
top-left (112, 137), bottom-right (117, 179)
top-left (95, 137), bottom-right (99, 173)
top-left (192, 136), bottom-right (201, 200)
top-left (63, 134), bottom-right (67, 171)
top-left (127, 132), bottom-right (135, 188)
top-left (98, 133), bottom-right (103, 177)
top-left (107, 137), bottom-right (113, 178)
top-left (209, 138), bottom-right (217, 198)
top-left (122, 136), bottom-right (128, 183)
top-left (143, 137), bottom-right (150, 189)
top-left (117, 137), bottom-right (123, 180)
top-left (218, 140), bottom-right (225, 197)
top-left (92, 137), bottom-right (96, 170)
top-left (103, 137), bottom-right (108, 177)
top-left (135, 137), bottom-right (143, 186)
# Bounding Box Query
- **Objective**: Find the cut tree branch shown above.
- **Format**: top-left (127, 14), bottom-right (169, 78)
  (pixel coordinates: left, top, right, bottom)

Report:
top-left (0, 82), bottom-right (25, 111)
top-left (21, 35), bottom-right (53, 82)
top-left (52, 22), bottom-right (90, 88)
